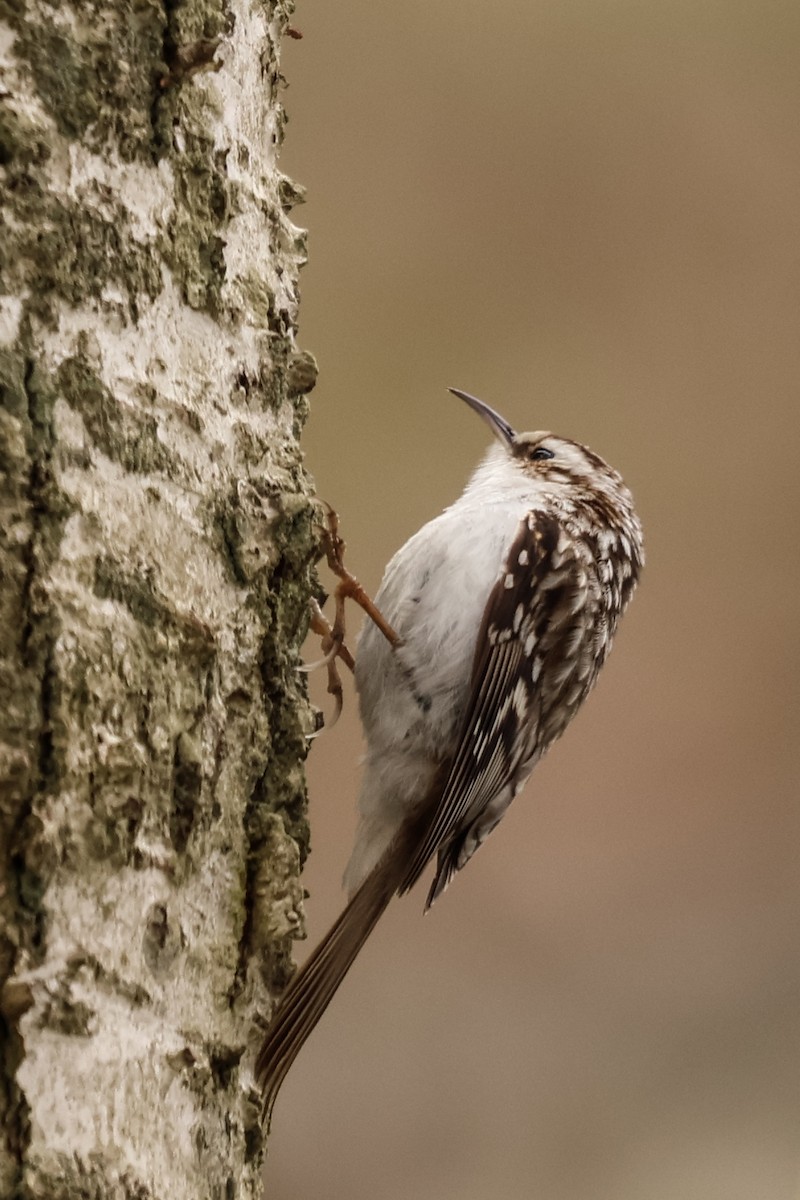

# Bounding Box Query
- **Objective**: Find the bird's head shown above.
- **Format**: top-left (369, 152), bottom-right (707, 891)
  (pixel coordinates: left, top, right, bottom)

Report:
top-left (450, 387), bottom-right (637, 525)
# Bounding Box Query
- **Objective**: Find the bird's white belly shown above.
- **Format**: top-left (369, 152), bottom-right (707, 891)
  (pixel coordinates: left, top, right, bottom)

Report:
top-left (345, 499), bottom-right (528, 891)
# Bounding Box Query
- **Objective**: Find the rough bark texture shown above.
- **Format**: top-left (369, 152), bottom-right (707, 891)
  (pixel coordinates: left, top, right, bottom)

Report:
top-left (0, 2), bottom-right (316, 1196)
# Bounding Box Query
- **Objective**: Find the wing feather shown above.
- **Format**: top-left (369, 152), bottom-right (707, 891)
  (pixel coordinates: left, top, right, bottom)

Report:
top-left (398, 511), bottom-right (563, 901)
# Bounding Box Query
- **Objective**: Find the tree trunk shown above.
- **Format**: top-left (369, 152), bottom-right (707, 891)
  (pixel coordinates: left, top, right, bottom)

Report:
top-left (0, 2), bottom-right (316, 1195)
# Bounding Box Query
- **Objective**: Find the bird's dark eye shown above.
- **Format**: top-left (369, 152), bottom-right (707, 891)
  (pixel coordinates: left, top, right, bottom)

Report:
top-left (530, 446), bottom-right (554, 461)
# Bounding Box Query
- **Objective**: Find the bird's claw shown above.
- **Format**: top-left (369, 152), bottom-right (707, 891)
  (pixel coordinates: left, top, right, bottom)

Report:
top-left (316, 504), bottom-right (400, 651)
top-left (302, 503), bottom-right (399, 733)
top-left (300, 598), bottom-right (351, 734)
top-left (298, 639), bottom-right (341, 674)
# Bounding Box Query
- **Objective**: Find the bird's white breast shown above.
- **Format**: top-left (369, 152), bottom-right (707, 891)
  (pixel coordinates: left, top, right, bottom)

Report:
top-left (346, 464), bottom-right (540, 892)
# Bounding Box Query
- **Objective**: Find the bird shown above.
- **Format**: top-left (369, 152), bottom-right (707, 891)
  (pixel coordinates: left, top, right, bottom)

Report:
top-left (256, 388), bottom-right (644, 1124)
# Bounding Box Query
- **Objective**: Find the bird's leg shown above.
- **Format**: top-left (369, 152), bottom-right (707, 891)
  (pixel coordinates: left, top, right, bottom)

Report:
top-left (303, 598), bottom-right (356, 674)
top-left (322, 513), bottom-right (440, 712)
top-left (303, 598), bottom-right (354, 731)
top-left (319, 504), bottom-right (401, 651)
top-left (302, 504), bottom-right (401, 733)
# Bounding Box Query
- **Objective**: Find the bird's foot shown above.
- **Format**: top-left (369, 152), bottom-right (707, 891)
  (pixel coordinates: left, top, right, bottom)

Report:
top-left (318, 502), bottom-right (400, 650)
top-left (300, 598), bottom-right (354, 733)
top-left (301, 503), bottom-right (399, 734)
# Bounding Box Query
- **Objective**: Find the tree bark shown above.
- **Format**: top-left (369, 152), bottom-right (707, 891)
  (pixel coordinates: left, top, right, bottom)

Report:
top-left (0, 1), bottom-right (315, 1195)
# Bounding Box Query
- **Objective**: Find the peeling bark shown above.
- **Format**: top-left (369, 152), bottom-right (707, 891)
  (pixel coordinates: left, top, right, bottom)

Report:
top-left (0, 1), bottom-right (316, 1195)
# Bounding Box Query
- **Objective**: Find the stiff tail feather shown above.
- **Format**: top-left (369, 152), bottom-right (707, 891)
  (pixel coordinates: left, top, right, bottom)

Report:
top-left (256, 853), bottom-right (400, 1126)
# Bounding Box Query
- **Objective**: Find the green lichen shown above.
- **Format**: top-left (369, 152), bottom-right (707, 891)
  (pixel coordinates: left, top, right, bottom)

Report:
top-left (1, 0), bottom-right (167, 160)
top-left (252, 499), bottom-right (318, 863)
top-left (165, 0), bottom-right (228, 48)
top-left (24, 361), bottom-right (76, 575)
top-left (223, 449), bottom-right (318, 988)
top-left (159, 101), bottom-right (228, 313)
top-left (0, 1), bottom-right (247, 320)
top-left (0, 105), bottom-right (51, 171)
top-left (0, 181), bottom-right (163, 326)
top-left (56, 356), bottom-right (176, 476)
top-left (12, 21), bottom-right (99, 140)
top-left (148, 2), bottom-right (233, 313)
top-left (0, 347), bottom-right (30, 432)
top-left (169, 732), bottom-right (204, 853)
top-left (236, 273), bottom-right (275, 326)
top-left (93, 558), bottom-right (174, 630)
top-left (286, 348), bottom-right (318, 398)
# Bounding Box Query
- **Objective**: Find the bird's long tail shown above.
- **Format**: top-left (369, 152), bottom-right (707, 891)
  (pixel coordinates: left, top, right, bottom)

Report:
top-left (255, 848), bottom-right (402, 1127)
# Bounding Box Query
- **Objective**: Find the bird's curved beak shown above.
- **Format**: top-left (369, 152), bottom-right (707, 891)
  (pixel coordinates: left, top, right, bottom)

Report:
top-left (448, 388), bottom-right (516, 446)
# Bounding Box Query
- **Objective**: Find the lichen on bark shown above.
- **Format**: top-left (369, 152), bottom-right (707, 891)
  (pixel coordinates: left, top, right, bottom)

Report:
top-left (0, 0), bottom-right (317, 1195)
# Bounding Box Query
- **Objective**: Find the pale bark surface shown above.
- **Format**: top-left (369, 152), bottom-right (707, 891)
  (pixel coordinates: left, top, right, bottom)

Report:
top-left (0, 2), bottom-right (315, 1196)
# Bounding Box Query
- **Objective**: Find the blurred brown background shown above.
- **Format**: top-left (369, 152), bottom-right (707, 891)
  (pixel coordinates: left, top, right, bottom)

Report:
top-left (268, 3), bottom-right (800, 1197)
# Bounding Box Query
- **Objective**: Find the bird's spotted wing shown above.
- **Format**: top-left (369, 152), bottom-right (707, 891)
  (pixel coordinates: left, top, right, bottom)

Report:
top-left (398, 510), bottom-right (564, 905)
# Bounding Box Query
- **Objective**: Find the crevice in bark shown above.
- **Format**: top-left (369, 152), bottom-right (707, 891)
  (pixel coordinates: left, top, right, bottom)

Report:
top-left (169, 731), bottom-right (204, 852)
top-left (16, 356), bottom-right (57, 956)
top-left (0, 1010), bottom-right (28, 1197)
top-left (0, 352), bottom-right (44, 1199)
